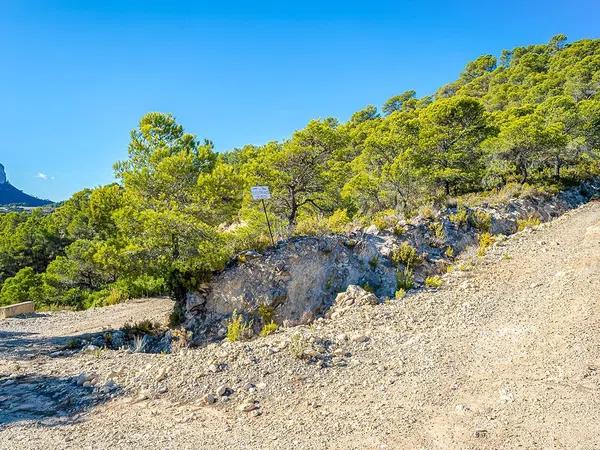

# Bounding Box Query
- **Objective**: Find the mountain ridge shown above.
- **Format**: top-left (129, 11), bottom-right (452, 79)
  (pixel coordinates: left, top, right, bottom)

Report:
top-left (0, 163), bottom-right (52, 207)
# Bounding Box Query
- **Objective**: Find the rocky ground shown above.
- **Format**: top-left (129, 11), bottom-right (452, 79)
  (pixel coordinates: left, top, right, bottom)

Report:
top-left (1, 201), bottom-right (599, 449)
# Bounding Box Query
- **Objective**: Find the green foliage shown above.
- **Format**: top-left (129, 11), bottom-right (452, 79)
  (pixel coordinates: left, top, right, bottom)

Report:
top-left (396, 267), bottom-right (414, 290)
top-left (478, 232), bottom-right (496, 256)
top-left (226, 311), bottom-right (252, 342)
top-left (260, 321), bottom-right (279, 337)
top-left (394, 288), bottom-right (406, 300)
top-left (1, 36), bottom-right (599, 314)
top-left (372, 209), bottom-right (398, 231)
top-left (471, 210), bottom-right (493, 232)
top-left (288, 332), bottom-right (308, 359)
top-left (517, 215), bottom-right (542, 231)
top-left (391, 242), bottom-right (422, 268)
top-left (424, 276), bottom-right (443, 288)
top-left (257, 304), bottom-right (275, 324)
top-left (0, 267), bottom-right (42, 306)
top-left (429, 221), bottom-right (446, 240)
top-left (449, 207), bottom-right (469, 228)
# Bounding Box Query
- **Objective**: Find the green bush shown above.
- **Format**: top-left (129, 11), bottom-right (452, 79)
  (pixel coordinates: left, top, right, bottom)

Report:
top-left (429, 221), bottom-right (445, 240)
top-left (260, 321), bottom-right (279, 337)
top-left (471, 210), bottom-right (492, 232)
top-left (449, 207), bottom-right (469, 228)
top-left (372, 209), bottom-right (398, 231)
top-left (424, 276), bottom-right (443, 288)
top-left (517, 215), bottom-right (542, 231)
top-left (396, 267), bottom-right (414, 290)
top-left (478, 232), bottom-right (496, 256)
top-left (391, 242), bottom-right (422, 268)
top-left (226, 311), bottom-right (252, 342)
top-left (0, 267), bottom-right (43, 306)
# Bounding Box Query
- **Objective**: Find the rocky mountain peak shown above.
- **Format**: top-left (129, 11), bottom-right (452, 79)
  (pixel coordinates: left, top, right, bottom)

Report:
top-left (0, 163), bottom-right (6, 184)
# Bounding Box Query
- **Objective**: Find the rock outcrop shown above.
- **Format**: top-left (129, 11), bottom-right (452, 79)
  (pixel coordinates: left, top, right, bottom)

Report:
top-left (184, 180), bottom-right (600, 340)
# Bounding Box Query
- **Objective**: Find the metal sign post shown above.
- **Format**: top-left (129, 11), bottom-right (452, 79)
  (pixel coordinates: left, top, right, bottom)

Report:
top-left (251, 186), bottom-right (275, 246)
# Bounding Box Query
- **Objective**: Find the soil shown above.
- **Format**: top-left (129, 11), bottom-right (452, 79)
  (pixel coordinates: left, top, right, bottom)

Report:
top-left (1, 201), bottom-right (599, 449)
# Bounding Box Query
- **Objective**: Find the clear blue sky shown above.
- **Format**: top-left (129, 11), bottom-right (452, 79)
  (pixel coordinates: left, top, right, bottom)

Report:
top-left (1, 1), bottom-right (599, 201)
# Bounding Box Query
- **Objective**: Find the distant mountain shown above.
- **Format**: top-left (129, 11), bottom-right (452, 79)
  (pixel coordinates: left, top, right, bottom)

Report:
top-left (0, 164), bottom-right (52, 207)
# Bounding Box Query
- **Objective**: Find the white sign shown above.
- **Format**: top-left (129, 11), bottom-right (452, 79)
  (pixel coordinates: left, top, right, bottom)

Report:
top-left (251, 186), bottom-right (271, 200)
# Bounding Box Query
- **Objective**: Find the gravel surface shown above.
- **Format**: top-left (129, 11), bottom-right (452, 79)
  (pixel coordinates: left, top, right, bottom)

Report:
top-left (1, 201), bottom-right (599, 449)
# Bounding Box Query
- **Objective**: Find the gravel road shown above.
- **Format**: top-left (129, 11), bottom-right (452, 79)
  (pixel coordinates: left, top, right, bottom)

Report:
top-left (1, 201), bottom-right (599, 449)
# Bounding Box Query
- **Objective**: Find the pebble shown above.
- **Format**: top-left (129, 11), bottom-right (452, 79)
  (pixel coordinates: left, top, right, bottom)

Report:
top-left (216, 385), bottom-right (232, 397)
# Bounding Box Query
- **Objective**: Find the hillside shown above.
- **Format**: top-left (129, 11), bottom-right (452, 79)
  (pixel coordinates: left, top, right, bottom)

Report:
top-left (1, 200), bottom-right (599, 449)
top-left (0, 35), bottom-right (599, 313)
top-left (0, 164), bottom-right (51, 207)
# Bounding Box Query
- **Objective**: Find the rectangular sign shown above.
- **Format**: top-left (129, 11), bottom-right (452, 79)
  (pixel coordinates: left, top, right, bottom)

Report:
top-left (251, 186), bottom-right (271, 200)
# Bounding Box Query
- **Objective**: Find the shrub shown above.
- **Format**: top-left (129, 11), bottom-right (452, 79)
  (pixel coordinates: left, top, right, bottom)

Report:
top-left (424, 276), bottom-right (443, 288)
top-left (517, 215), bottom-right (542, 231)
top-left (294, 216), bottom-right (329, 236)
top-left (449, 207), bottom-right (468, 227)
top-left (288, 332), bottom-right (308, 359)
top-left (396, 267), bottom-right (414, 290)
top-left (368, 256), bottom-right (379, 269)
top-left (393, 224), bottom-right (406, 236)
top-left (260, 321), bottom-right (279, 337)
top-left (471, 210), bottom-right (492, 232)
top-left (395, 289), bottom-right (406, 300)
top-left (429, 221), bottom-right (445, 240)
top-left (391, 242), bottom-right (421, 268)
top-left (257, 303), bottom-right (274, 324)
top-left (372, 209), bottom-right (398, 231)
top-left (226, 310), bottom-right (252, 342)
top-left (327, 209), bottom-right (352, 233)
top-left (418, 205), bottom-right (436, 220)
top-left (445, 246), bottom-right (454, 258)
top-left (0, 267), bottom-right (43, 307)
top-left (478, 232), bottom-right (496, 256)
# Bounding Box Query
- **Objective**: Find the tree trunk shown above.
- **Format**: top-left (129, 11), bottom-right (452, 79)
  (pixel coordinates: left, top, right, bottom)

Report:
top-left (554, 156), bottom-right (561, 180)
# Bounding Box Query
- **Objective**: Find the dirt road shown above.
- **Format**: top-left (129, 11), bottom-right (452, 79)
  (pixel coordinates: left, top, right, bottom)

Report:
top-left (1, 202), bottom-right (599, 449)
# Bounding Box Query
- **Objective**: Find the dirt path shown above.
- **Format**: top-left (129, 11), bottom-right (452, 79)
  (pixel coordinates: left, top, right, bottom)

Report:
top-left (0, 298), bottom-right (174, 359)
top-left (1, 202), bottom-right (599, 449)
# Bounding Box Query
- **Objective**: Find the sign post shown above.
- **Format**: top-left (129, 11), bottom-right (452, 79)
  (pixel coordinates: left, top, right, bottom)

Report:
top-left (251, 186), bottom-right (275, 246)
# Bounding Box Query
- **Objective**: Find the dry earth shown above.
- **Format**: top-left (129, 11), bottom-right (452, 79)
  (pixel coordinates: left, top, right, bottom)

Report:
top-left (1, 201), bottom-right (599, 449)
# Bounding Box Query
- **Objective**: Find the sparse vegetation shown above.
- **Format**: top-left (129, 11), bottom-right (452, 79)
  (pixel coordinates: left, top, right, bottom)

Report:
top-left (396, 267), bottom-right (414, 290)
top-left (449, 207), bottom-right (469, 228)
top-left (517, 215), bottom-right (542, 231)
top-left (288, 332), bottom-right (308, 359)
top-left (472, 210), bottom-right (492, 232)
top-left (226, 310), bottom-right (253, 342)
top-left (478, 232), bottom-right (496, 256)
top-left (429, 221), bottom-right (445, 240)
top-left (425, 276), bottom-right (443, 288)
top-left (391, 242), bottom-right (422, 268)
top-left (260, 321), bottom-right (279, 337)
top-left (395, 289), bottom-right (406, 299)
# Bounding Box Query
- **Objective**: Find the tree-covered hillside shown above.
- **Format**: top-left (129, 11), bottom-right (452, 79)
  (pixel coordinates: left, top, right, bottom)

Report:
top-left (1, 35), bottom-right (599, 310)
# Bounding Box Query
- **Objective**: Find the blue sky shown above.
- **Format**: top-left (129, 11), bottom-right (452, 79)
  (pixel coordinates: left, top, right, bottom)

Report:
top-left (1, 1), bottom-right (599, 201)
